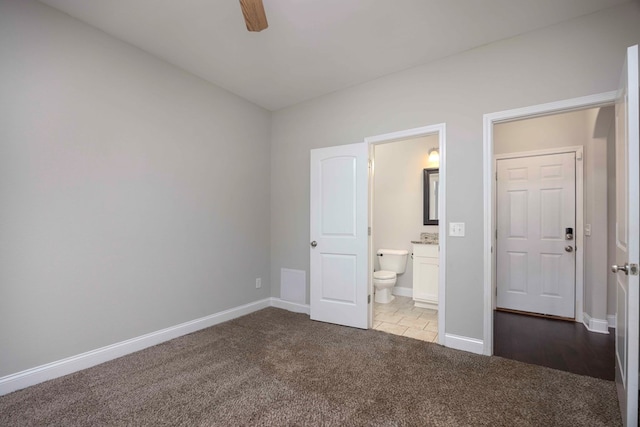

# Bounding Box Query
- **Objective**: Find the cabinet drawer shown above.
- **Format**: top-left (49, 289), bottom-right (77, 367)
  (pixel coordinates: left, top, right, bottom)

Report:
top-left (413, 243), bottom-right (438, 258)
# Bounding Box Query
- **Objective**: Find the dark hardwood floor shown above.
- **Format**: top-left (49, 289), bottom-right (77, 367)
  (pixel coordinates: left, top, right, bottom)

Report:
top-left (494, 310), bottom-right (615, 380)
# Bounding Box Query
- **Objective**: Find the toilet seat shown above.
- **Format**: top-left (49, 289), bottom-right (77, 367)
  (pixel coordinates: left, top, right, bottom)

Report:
top-left (373, 270), bottom-right (396, 280)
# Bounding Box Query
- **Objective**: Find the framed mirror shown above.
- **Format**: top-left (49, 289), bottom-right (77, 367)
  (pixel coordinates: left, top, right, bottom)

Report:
top-left (423, 168), bottom-right (439, 225)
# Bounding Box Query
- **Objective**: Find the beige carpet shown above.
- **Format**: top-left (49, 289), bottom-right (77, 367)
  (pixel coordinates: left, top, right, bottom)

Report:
top-left (0, 307), bottom-right (621, 426)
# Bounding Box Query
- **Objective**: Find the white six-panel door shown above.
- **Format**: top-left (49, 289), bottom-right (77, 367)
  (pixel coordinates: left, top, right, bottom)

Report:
top-left (310, 143), bottom-right (369, 329)
top-left (496, 152), bottom-right (576, 318)
top-left (613, 44), bottom-right (639, 427)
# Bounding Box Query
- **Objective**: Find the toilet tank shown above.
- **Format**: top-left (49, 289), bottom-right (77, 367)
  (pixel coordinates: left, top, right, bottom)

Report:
top-left (377, 249), bottom-right (409, 274)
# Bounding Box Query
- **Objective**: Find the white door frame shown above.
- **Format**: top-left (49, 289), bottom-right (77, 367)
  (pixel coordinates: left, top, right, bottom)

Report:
top-left (482, 91), bottom-right (616, 356)
top-left (494, 146), bottom-right (584, 320)
top-left (365, 123), bottom-right (446, 345)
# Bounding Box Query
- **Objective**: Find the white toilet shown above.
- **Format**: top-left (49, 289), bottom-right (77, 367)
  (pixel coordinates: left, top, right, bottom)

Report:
top-left (374, 249), bottom-right (408, 303)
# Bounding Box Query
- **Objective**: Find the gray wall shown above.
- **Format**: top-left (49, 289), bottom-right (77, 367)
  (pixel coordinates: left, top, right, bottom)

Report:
top-left (0, 0), bottom-right (271, 376)
top-left (494, 108), bottom-right (610, 321)
top-left (373, 135), bottom-right (439, 290)
top-left (270, 2), bottom-right (640, 340)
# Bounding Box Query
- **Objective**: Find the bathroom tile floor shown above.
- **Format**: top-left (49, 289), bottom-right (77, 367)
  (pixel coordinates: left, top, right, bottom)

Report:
top-left (373, 296), bottom-right (439, 343)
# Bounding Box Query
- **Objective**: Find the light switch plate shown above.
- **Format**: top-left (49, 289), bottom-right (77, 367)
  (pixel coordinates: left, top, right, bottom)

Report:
top-left (449, 222), bottom-right (465, 237)
top-left (585, 224), bottom-right (591, 236)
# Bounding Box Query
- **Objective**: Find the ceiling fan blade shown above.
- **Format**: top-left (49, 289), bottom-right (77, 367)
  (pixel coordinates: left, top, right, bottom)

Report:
top-left (239, 0), bottom-right (268, 32)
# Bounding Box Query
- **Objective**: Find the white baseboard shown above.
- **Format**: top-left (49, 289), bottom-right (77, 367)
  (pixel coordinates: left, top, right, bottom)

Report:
top-left (444, 333), bottom-right (484, 355)
top-left (0, 298), bottom-right (271, 396)
top-left (607, 314), bottom-right (616, 329)
top-left (270, 297), bottom-right (310, 314)
top-left (582, 312), bottom-right (610, 334)
top-left (392, 286), bottom-right (413, 298)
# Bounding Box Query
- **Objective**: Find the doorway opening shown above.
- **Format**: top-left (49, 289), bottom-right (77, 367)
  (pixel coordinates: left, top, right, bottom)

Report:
top-left (483, 94), bottom-right (617, 379)
top-left (365, 124), bottom-right (446, 345)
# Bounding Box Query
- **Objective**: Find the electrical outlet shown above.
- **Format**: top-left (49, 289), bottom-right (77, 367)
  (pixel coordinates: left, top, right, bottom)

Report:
top-left (255, 278), bottom-right (262, 289)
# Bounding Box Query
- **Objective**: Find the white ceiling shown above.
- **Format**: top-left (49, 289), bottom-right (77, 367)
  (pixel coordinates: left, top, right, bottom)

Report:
top-left (39, 0), bottom-right (628, 111)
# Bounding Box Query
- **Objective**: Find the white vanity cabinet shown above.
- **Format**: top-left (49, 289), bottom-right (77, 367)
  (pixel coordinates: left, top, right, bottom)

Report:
top-left (412, 243), bottom-right (439, 309)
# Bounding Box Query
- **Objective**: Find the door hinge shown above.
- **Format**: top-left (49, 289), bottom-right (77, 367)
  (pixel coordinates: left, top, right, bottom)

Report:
top-left (631, 263), bottom-right (639, 276)
top-left (495, 172), bottom-right (498, 181)
top-left (368, 294), bottom-right (371, 304)
top-left (368, 227), bottom-right (371, 236)
top-left (495, 229), bottom-right (497, 240)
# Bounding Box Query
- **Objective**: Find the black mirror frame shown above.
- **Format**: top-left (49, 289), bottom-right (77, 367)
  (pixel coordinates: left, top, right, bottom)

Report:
top-left (423, 168), bottom-right (439, 226)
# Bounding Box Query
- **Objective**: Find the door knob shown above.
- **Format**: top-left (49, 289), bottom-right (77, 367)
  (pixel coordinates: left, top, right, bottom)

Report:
top-left (611, 263), bottom-right (629, 275)
top-left (310, 241), bottom-right (317, 248)
top-left (565, 246), bottom-right (573, 253)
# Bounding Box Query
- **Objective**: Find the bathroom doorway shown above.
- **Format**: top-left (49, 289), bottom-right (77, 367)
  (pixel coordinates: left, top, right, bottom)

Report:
top-left (365, 124), bottom-right (446, 345)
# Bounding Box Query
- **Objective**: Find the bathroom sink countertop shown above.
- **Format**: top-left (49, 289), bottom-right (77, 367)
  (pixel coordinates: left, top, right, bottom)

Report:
top-left (412, 232), bottom-right (439, 245)
top-left (411, 240), bottom-right (438, 245)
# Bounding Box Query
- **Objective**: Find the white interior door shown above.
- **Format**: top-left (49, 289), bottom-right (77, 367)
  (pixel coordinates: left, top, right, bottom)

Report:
top-left (310, 142), bottom-right (368, 329)
top-left (613, 44), bottom-right (639, 427)
top-left (496, 152), bottom-right (576, 318)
